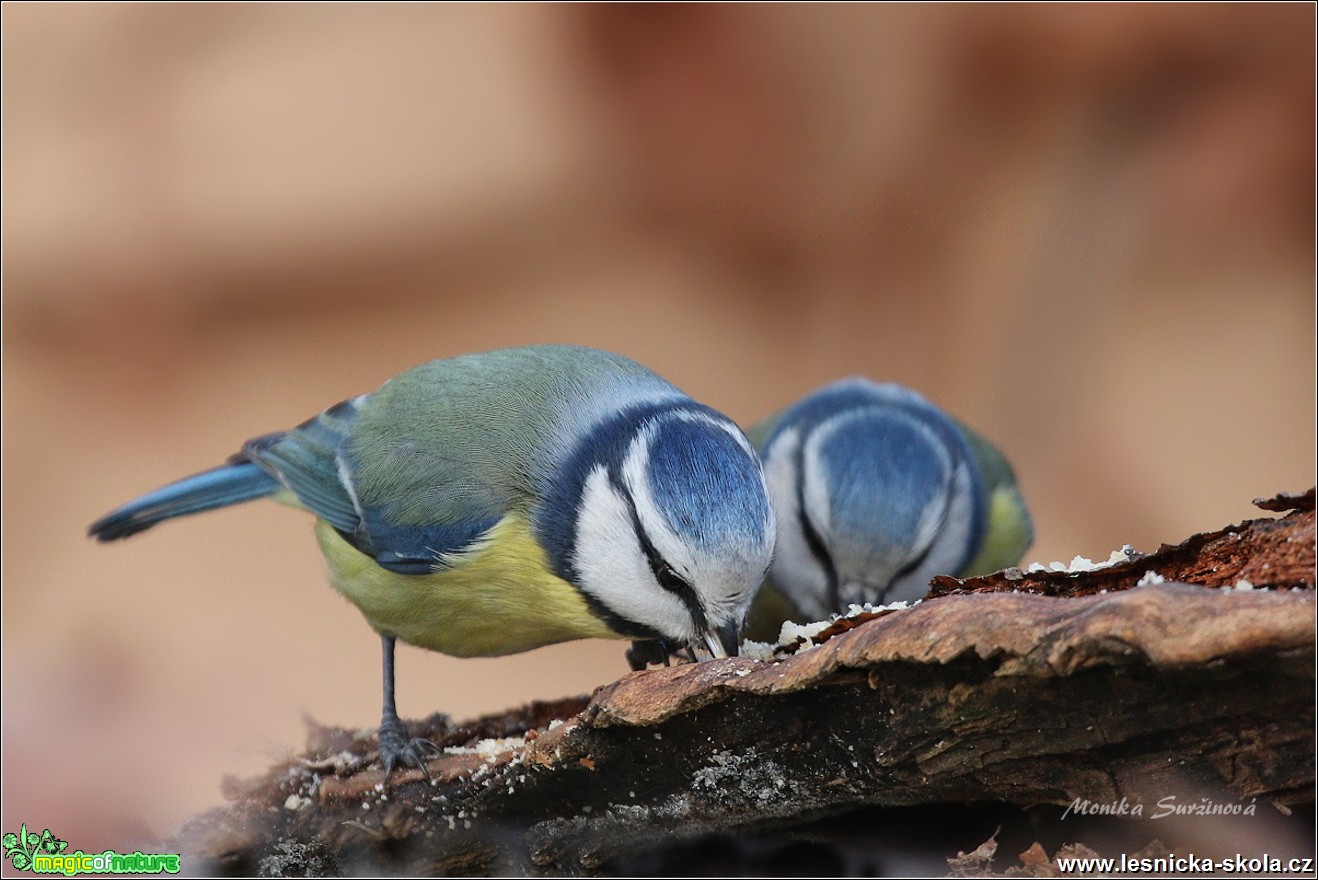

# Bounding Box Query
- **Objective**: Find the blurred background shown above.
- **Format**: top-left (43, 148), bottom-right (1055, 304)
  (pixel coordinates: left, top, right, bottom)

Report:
top-left (3, 4), bottom-right (1313, 853)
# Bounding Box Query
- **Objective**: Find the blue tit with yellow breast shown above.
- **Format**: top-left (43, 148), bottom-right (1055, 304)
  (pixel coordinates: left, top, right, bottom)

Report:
top-left (90, 344), bottom-right (775, 776)
top-left (743, 378), bottom-right (1032, 640)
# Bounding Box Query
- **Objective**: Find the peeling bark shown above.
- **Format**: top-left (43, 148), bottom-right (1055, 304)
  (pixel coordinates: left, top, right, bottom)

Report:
top-left (173, 491), bottom-right (1316, 876)
top-left (928, 488), bottom-right (1314, 599)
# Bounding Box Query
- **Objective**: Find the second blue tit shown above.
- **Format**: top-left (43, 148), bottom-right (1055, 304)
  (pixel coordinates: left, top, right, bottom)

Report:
top-left (745, 378), bottom-right (1033, 638)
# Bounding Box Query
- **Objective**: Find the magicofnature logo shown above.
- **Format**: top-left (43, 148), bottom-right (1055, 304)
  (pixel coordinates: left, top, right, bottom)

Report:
top-left (3, 824), bottom-right (180, 875)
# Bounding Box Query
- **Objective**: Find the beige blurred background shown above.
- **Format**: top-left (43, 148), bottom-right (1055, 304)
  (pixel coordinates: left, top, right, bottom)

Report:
top-left (3, 4), bottom-right (1313, 850)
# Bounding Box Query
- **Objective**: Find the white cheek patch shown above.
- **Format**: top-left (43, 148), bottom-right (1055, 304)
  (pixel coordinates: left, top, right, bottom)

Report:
top-left (624, 415), bottom-right (774, 626)
top-left (621, 428), bottom-right (696, 576)
top-left (886, 456), bottom-right (976, 602)
top-left (572, 465), bottom-right (692, 641)
top-left (762, 428), bottom-right (832, 620)
top-left (909, 469), bottom-right (951, 563)
top-left (800, 429), bottom-right (836, 540)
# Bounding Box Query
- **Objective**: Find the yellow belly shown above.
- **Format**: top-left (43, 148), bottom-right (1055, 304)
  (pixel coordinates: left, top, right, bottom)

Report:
top-left (313, 514), bottom-right (620, 657)
top-left (961, 484), bottom-right (1034, 577)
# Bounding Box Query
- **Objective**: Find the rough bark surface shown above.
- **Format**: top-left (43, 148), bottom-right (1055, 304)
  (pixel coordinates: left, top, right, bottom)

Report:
top-left (173, 491), bottom-right (1316, 876)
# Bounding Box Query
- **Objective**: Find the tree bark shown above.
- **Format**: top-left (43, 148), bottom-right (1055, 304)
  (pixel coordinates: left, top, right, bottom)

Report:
top-left (174, 490), bottom-right (1315, 876)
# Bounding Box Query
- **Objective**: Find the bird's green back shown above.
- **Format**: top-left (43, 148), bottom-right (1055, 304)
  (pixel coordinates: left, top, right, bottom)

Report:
top-left (348, 345), bottom-right (679, 527)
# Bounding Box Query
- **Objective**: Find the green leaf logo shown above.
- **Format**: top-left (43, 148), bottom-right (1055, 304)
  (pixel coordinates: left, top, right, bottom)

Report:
top-left (3, 823), bottom-right (66, 872)
top-left (39, 829), bottom-right (67, 856)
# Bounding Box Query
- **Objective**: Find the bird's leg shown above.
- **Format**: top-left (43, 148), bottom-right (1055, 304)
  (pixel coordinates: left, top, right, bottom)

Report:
top-left (377, 634), bottom-right (439, 780)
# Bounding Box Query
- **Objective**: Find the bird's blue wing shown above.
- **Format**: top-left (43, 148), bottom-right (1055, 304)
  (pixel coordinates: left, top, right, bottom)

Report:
top-left (241, 398), bottom-right (364, 535)
top-left (242, 394), bottom-right (501, 575)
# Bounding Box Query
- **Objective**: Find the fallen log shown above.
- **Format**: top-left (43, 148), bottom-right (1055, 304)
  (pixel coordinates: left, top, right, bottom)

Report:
top-left (174, 490), bottom-right (1316, 875)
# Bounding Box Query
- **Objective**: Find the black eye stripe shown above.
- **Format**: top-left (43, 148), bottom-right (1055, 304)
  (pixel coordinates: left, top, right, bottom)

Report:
top-left (889, 463), bottom-right (958, 586)
top-left (653, 560), bottom-right (689, 593)
top-left (609, 464), bottom-right (709, 636)
top-left (891, 530), bottom-right (936, 583)
top-left (794, 438), bottom-right (841, 609)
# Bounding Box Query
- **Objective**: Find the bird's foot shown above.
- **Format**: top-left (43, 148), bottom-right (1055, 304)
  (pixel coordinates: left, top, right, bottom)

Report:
top-left (625, 639), bottom-right (698, 671)
top-left (378, 715), bottom-right (440, 781)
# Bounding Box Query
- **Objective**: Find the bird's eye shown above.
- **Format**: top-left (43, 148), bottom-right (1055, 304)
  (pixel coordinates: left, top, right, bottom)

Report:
top-left (655, 563), bottom-right (689, 594)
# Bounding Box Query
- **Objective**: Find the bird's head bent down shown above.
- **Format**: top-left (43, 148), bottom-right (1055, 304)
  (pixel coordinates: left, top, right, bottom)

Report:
top-left (550, 403), bottom-right (775, 659)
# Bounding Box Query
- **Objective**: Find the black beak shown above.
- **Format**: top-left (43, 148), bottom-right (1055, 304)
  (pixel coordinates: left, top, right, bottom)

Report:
top-left (702, 621), bottom-right (741, 659)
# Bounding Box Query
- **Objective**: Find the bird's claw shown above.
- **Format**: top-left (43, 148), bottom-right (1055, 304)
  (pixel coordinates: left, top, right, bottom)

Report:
top-left (378, 716), bottom-right (440, 781)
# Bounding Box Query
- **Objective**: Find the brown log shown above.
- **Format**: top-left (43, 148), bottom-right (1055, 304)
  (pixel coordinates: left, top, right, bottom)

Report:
top-left (928, 488), bottom-right (1314, 599)
top-left (173, 491), bottom-right (1316, 875)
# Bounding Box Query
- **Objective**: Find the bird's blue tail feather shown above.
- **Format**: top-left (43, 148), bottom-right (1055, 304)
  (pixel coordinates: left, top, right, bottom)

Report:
top-left (89, 462), bottom-right (279, 541)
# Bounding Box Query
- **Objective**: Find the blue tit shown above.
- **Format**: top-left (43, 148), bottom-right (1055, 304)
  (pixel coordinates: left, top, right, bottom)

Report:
top-left (89, 344), bottom-right (775, 777)
top-left (744, 378), bottom-right (1032, 639)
